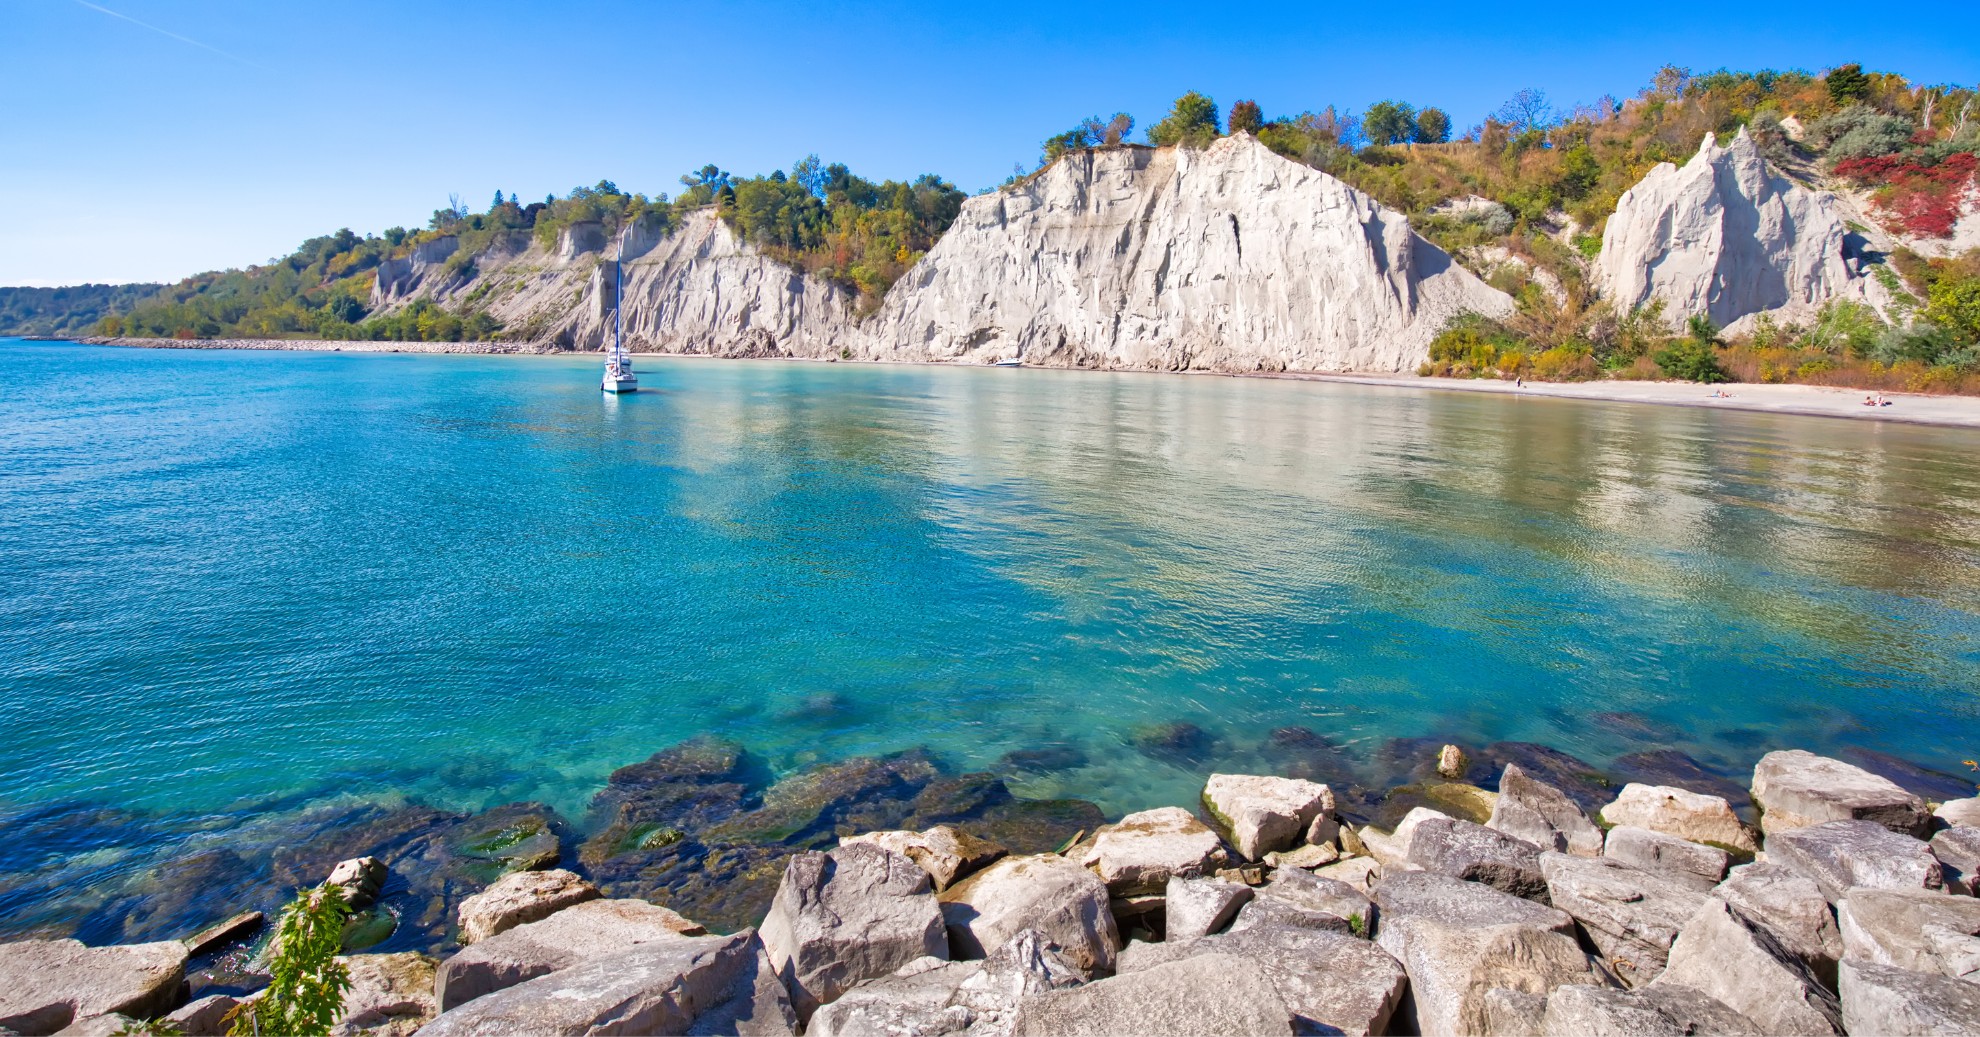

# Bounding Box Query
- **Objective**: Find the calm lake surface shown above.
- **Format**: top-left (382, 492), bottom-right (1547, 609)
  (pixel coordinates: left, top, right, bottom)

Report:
top-left (5, 340), bottom-right (1980, 832)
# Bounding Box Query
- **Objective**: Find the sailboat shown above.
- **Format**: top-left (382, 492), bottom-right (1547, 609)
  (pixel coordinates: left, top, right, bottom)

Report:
top-left (601, 247), bottom-right (637, 393)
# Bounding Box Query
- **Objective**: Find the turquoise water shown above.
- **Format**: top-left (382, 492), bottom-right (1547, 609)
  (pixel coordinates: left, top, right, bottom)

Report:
top-left (4, 340), bottom-right (1980, 829)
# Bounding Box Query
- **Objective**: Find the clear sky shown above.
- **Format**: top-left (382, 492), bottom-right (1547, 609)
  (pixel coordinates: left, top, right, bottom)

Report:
top-left (3, 0), bottom-right (1974, 286)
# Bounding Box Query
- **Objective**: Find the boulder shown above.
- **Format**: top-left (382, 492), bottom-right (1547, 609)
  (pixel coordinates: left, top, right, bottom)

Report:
top-left (435, 897), bottom-right (709, 1010)
top-left (1654, 898), bottom-right (1842, 1035)
top-left (324, 856), bottom-right (388, 911)
top-left (1077, 807), bottom-right (1223, 895)
top-left (1711, 861), bottom-right (1843, 985)
top-left (1406, 817), bottom-right (1549, 902)
top-left (1236, 868), bottom-right (1372, 934)
top-left (1478, 988), bottom-right (1548, 1035)
top-left (1116, 924), bottom-right (1407, 1036)
top-left (1766, 818), bottom-right (1944, 901)
top-left (0, 939), bottom-right (189, 1036)
top-left (1751, 749), bottom-right (1929, 837)
top-left (682, 940), bottom-right (799, 1037)
top-left (1009, 952), bottom-right (1296, 1036)
top-left (939, 854), bottom-right (1118, 977)
top-left (1837, 886), bottom-right (1980, 978)
top-left (456, 869), bottom-right (601, 945)
top-left (182, 911), bottom-right (263, 958)
top-left (1354, 806), bottom-right (1448, 870)
top-left (1935, 826), bottom-right (1980, 895)
top-left (1262, 844), bottom-right (1338, 870)
top-left (1486, 763), bottom-right (1604, 857)
top-left (1371, 871), bottom-right (1574, 935)
top-left (1314, 857), bottom-right (1382, 893)
top-left (805, 958), bottom-right (976, 1037)
top-left (1599, 783), bottom-right (1759, 854)
top-left (50, 1014), bottom-right (139, 1036)
top-left (1603, 825), bottom-right (1729, 891)
top-left (757, 843), bottom-right (947, 1021)
top-left (1227, 894), bottom-right (1355, 935)
top-left (329, 952), bottom-right (435, 1037)
top-left (416, 931), bottom-right (758, 1036)
top-left (1839, 959), bottom-right (1980, 1036)
top-left (1163, 875), bottom-right (1251, 942)
top-left (1202, 775), bottom-right (1333, 862)
top-left (1437, 744), bottom-right (1469, 780)
top-left (948, 929), bottom-right (1086, 1037)
top-left (1539, 852), bottom-right (1707, 986)
top-left (1937, 797), bottom-right (1980, 829)
top-left (1539, 984), bottom-right (1762, 1036)
top-left (840, 825), bottom-right (1005, 892)
top-left (163, 995), bottom-right (240, 1037)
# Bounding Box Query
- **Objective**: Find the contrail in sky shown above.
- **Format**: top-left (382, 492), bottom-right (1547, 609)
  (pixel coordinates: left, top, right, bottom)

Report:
top-left (68, 0), bottom-right (271, 71)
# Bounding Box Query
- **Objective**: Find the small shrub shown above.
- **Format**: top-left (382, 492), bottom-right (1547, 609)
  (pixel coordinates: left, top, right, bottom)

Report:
top-left (228, 885), bottom-right (352, 1037)
top-left (1653, 338), bottom-right (1730, 382)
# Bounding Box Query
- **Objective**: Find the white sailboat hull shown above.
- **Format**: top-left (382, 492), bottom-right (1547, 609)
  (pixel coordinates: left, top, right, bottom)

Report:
top-left (602, 374), bottom-right (638, 393)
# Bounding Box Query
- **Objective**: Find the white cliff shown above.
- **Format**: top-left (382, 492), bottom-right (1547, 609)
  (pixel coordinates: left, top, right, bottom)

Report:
top-left (1599, 127), bottom-right (1882, 330)
top-left (862, 134), bottom-right (1510, 372)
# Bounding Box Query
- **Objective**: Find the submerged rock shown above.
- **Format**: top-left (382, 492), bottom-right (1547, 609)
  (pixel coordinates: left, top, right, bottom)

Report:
top-left (1129, 721), bottom-right (1218, 769)
top-left (1610, 750), bottom-right (1754, 818)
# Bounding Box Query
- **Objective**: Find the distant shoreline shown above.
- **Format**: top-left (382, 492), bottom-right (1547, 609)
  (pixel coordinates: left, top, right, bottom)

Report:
top-left (43, 335), bottom-right (1980, 431)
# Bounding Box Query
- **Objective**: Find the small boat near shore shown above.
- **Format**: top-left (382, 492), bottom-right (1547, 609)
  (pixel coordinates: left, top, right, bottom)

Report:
top-left (601, 244), bottom-right (637, 393)
top-left (992, 357), bottom-right (1023, 368)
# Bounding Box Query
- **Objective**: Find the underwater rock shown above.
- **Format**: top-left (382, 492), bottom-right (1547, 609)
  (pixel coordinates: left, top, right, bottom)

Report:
top-left (1131, 722), bottom-right (1218, 769)
top-left (1479, 743), bottom-right (1611, 812)
top-left (1610, 749), bottom-right (1754, 817)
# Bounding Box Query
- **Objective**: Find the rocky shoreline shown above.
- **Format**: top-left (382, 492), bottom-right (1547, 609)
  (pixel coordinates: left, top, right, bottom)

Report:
top-left (4, 737), bottom-right (1978, 1035)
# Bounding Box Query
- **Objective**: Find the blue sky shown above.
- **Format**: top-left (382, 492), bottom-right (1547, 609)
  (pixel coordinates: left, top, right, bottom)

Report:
top-left (3, 0), bottom-right (1974, 286)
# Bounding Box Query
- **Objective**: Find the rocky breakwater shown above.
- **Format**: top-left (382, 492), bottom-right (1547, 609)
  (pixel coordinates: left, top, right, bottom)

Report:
top-left (15, 741), bottom-right (1980, 1035)
top-left (1600, 125), bottom-right (1887, 333)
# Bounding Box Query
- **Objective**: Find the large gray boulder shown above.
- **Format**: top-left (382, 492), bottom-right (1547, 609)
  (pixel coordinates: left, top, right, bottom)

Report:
top-left (1752, 749), bottom-right (1930, 837)
top-left (1603, 824), bottom-right (1729, 891)
top-left (417, 931), bottom-right (762, 1036)
top-left (330, 952), bottom-right (436, 1037)
top-left (0, 939), bottom-right (189, 1036)
top-left (1233, 867), bottom-right (1372, 935)
top-left (163, 995), bottom-right (240, 1037)
top-left (457, 869), bottom-right (603, 946)
top-left (1162, 875), bottom-right (1250, 942)
top-left (1010, 952), bottom-right (1295, 1036)
top-left (1711, 861), bottom-right (1843, 985)
top-left (1935, 826), bottom-right (1980, 895)
top-left (1487, 763), bottom-right (1603, 857)
top-left (1837, 886), bottom-right (1980, 978)
top-left (1077, 807), bottom-right (1223, 895)
top-left (840, 826), bottom-right (1006, 892)
top-left (1314, 856), bottom-right (1382, 893)
top-left (1116, 925), bottom-right (1407, 1036)
top-left (1539, 984), bottom-right (1762, 1036)
top-left (940, 854), bottom-right (1118, 977)
top-left (1839, 959), bottom-right (1980, 1036)
top-left (757, 843), bottom-right (946, 1021)
top-left (1371, 870), bottom-right (1574, 935)
top-left (948, 930), bottom-right (1087, 1037)
top-left (1654, 898), bottom-right (1842, 1035)
top-left (1938, 797), bottom-right (1980, 829)
top-left (325, 855), bottom-right (388, 911)
top-left (1539, 852), bottom-right (1707, 985)
top-left (1406, 817), bottom-right (1548, 901)
top-left (1201, 774), bottom-right (1333, 862)
top-left (1766, 818), bottom-right (1943, 901)
top-left (1600, 783), bottom-right (1759, 854)
top-left (435, 898), bottom-right (709, 1010)
top-left (805, 958), bottom-right (976, 1037)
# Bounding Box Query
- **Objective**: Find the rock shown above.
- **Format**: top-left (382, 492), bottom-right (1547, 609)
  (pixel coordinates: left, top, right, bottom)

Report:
top-left (1371, 783), bottom-right (1498, 827)
top-left (1766, 818), bottom-right (1943, 901)
top-left (1479, 742), bottom-right (1612, 813)
top-left (840, 826), bottom-right (1006, 892)
top-left (757, 843), bottom-right (946, 1022)
top-left (1116, 925), bottom-right (1408, 1036)
top-left (948, 929), bottom-right (1086, 1037)
top-left (1838, 747), bottom-right (1977, 804)
top-left (1539, 984), bottom-right (1762, 1036)
top-left (1486, 763), bottom-right (1604, 857)
top-left (1128, 721), bottom-right (1217, 767)
top-left (1315, 856), bottom-right (1382, 893)
top-left (1603, 825), bottom-right (1729, 891)
top-left (1241, 868), bottom-right (1373, 933)
top-left (1838, 959), bottom-right (1980, 1036)
top-left (1611, 749), bottom-right (1754, 817)
top-left (1009, 952), bottom-right (1296, 1036)
top-left (1837, 887), bottom-right (1980, 977)
top-left (162, 995), bottom-right (239, 1037)
top-left (1355, 806), bottom-right (1449, 870)
top-left (1600, 783), bottom-right (1759, 854)
top-left (182, 910), bottom-right (262, 957)
top-left (1406, 818), bottom-right (1548, 902)
top-left (1539, 852), bottom-right (1707, 985)
top-left (330, 952), bottom-right (435, 1037)
top-left (1654, 898), bottom-right (1842, 1035)
top-left (456, 868), bottom-right (601, 946)
top-left (0, 939), bottom-right (189, 1036)
top-left (1599, 127), bottom-right (1882, 331)
top-left (1437, 744), bottom-right (1469, 780)
top-left (1935, 826), bottom-right (1980, 895)
top-left (1937, 797), bottom-right (1980, 829)
top-left (1227, 894), bottom-right (1356, 935)
top-left (1263, 844), bottom-right (1338, 870)
top-left (1163, 875), bottom-right (1252, 942)
top-left (1371, 871), bottom-right (1574, 935)
top-left (1751, 749), bottom-right (1930, 837)
top-left (417, 931), bottom-right (758, 1037)
top-left (940, 854), bottom-right (1118, 977)
top-left (1478, 987), bottom-right (1548, 1036)
top-left (1202, 775), bottom-right (1333, 862)
top-left (51, 1014), bottom-right (138, 1036)
top-left (684, 940), bottom-right (799, 1037)
top-left (804, 958), bottom-right (976, 1037)
top-left (1711, 862), bottom-right (1843, 986)
top-left (435, 897), bottom-right (709, 1010)
top-left (1076, 806), bottom-right (1223, 895)
top-left (324, 856), bottom-right (387, 911)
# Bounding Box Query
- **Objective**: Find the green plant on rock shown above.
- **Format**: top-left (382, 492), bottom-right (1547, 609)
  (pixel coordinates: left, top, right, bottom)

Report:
top-left (228, 885), bottom-right (352, 1037)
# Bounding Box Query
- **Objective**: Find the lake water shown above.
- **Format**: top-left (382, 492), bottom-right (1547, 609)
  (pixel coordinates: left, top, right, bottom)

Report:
top-left (4, 341), bottom-right (1980, 872)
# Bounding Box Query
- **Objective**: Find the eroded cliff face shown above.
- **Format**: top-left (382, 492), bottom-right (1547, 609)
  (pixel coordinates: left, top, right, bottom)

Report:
top-left (1599, 127), bottom-right (1882, 330)
top-left (862, 135), bottom-right (1511, 372)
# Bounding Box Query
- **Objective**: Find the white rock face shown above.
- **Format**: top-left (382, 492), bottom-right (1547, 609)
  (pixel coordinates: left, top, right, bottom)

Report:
top-left (864, 136), bottom-right (1509, 373)
top-left (1600, 128), bottom-right (1880, 331)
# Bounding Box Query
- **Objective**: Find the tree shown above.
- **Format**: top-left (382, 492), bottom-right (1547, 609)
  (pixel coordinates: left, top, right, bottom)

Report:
top-left (1493, 88), bottom-right (1554, 133)
top-left (1414, 107), bottom-right (1451, 143)
top-left (1228, 100), bottom-right (1263, 136)
top-left (1148, 91), bottom-right (1221, 147)
top-left (490, 190), bottom-right (506, 211)
top-left (1042, 127), bottom-right (1089, 165)
top-left (792, 154), bottom-right (828, 199)
top-left (1928, 275), bottom-right (1980, 342)
top-left (1826, 63), bottom-right (1870, 105)
top-left (1363, 100), bottom-right (1417, 145)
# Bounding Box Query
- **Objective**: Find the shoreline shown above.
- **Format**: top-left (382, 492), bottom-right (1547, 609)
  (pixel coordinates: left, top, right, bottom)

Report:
top-left (36, 335), bottom-right (1980, 431)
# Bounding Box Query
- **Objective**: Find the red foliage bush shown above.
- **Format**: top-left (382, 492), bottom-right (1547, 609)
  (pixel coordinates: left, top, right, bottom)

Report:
top-left (1834, 152), bottom-right (1979, 238)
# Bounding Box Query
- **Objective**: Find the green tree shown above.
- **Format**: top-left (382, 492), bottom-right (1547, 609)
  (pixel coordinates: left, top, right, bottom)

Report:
top-left (1927, 275), bottom-right (1980, 342)
top-left (1228, 100), bottom-right (1263, 135)
top-left (1148, 91), bottom-right (1221, 147)
top-left (1363, 100), bottom-right (1417, 145)
top-left (228, 885), bottom-right (351, 1036)
top-left (1414, 107), bottom-right (1451, 144)
top-left (1826, 63), bottom-right (1870, 105)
